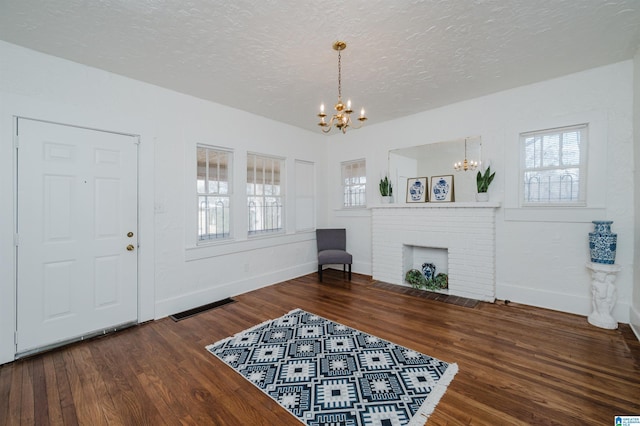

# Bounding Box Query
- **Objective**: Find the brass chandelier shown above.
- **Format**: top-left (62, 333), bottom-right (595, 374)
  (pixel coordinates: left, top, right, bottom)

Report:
top-left (317, 41), bottom-right (367, 134)
top-left (454, 138), bottom-right (478, 171)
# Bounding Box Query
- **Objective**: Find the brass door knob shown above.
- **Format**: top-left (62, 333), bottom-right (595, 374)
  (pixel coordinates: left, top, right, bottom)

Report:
top-left (126, 244), bottom-right (135, 251)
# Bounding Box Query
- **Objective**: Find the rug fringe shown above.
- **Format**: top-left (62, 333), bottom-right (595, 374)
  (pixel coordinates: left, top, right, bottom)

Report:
top-left (205, 308), bottom-right (303, 350)
top-left (408, 362), bottom-right (459, 425)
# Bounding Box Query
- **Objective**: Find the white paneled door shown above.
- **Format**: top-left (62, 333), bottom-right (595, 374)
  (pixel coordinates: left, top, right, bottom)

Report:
top-left (16, 118), bottom-right (139, 356)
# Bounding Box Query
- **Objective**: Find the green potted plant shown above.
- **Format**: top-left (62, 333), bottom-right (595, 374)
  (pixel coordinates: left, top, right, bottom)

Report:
top-left (405, 269), bottom-right (426, 289)
top-left (379, 176), bottom-right (393, 203)
top-left (476, 166), bottom-right (495, 201)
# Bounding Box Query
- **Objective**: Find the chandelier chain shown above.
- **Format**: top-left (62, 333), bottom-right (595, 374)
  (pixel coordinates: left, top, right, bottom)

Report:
top-left (337, 49), bottom-right (342, 100)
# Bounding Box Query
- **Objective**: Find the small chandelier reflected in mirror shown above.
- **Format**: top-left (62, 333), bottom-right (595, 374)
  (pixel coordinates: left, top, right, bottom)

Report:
top-left (317, 41), bottom-right (367, 134)
top-left (454, 138), bottom-right (478, 171)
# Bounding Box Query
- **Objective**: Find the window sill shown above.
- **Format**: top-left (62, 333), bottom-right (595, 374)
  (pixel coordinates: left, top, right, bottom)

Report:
top-left (197, 236), bottom-right (231, 246)
top-left (186, 230), bottom-right (315, 261)
top-left (248, 230), bottom-right (286, 239)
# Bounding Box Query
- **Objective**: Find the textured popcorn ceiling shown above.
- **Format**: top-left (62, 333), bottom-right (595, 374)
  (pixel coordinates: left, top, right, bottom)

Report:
top-left (1, 1), bottom-right (639, 133)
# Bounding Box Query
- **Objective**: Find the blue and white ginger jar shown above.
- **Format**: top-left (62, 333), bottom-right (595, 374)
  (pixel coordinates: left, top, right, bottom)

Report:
top-left (432, 178), bottom-right (450, 201)
top-left (409, 180), bottom-right (424, 201)
top-left (588, 220), bottom-right (617, 265)
top-left (422, 262), bottom-right (436, 281)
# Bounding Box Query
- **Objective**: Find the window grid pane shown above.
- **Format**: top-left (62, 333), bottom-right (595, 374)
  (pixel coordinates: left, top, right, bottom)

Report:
top-left (198, 196), bottom-right (230, 240)
top-left (341, 159), bottom-right (366, 207)
top-left (521, 125), bottom-right (586, 204)
top-left (247, 153), bottom-right (284, 235)
top-left (197, 146), bottom-right (232, 241)
top-left (197, 147), bottom-right (207, 193)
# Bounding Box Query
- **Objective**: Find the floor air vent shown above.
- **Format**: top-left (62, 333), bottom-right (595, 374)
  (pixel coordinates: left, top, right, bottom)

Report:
top-left (170, 297), bottom-right (235, 321)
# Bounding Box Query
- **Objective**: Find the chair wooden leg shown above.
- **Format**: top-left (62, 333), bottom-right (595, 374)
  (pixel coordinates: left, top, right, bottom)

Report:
top-left (348, 264), bottom-right (352, 281)
top-left (318, 265), bottom-right (323, 282)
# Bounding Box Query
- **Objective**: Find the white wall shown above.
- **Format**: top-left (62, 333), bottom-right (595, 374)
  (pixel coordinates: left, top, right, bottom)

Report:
top-left (327, 61), bottom-right (635, 324)
top-left (0, 41), bottom-right (327, 364)
top-left (632, 49), bottom-right (640, 339)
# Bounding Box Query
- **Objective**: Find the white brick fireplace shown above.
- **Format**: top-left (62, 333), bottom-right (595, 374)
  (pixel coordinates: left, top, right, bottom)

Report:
top-left (371, 203), bottom-right (499, 302)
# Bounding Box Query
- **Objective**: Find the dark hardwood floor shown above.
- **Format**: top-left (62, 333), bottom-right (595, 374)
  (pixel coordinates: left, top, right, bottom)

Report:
top-left (1, 270), bottom-right (639, 425)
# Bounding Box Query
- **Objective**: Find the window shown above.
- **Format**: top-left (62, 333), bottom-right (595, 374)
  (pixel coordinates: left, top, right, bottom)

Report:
top-left (197, 146), bottom-right (231, 241)
top-left (341, 159), bottom-right (366, 207)
top-left (247, 153), bottom-right (284, 235)
top-left (520, 124), bottom-right (587, 205)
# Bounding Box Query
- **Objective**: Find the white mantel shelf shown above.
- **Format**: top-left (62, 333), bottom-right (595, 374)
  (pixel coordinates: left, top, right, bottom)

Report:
top-left (371, 202), bottom-right (500, 209)
top-left (371, 203), bottom-right (499, 302)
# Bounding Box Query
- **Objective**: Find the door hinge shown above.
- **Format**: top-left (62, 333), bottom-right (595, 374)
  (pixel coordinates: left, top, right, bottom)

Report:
top-left (14, 233), bottom-right (19, 247)
top-left (14, 134), bottom-right (19, 149)
top-left (14, 331), bottom-right (18, 346)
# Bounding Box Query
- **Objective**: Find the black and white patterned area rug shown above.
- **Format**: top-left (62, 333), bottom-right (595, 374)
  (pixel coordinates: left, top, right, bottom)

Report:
top-left (206, 309), bottom-right (457, 425)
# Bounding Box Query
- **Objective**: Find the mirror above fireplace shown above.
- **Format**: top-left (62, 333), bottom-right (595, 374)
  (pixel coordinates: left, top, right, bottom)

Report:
top-left (388, 136), bottom-right (482, 202)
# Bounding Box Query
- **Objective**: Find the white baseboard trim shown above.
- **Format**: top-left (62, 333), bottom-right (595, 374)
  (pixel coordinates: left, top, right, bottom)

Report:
top-left (496, 282), bottom-right (631, 324)
top-left (353, 261), bottom-right (371, 276)
top-left (630, 305), bottom-right (640, 342)
top-left (155, 261), bottom-right (317, 319)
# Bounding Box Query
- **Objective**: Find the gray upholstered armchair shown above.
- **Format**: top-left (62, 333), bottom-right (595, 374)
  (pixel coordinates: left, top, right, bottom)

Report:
top-left (316, 228), bottom-right (352, 282)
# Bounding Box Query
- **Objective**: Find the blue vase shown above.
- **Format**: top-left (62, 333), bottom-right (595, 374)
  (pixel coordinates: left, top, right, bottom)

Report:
top-left (589, 221), bottom-right (617, 264)
top-left (422, 263), bottom-right (436, 281)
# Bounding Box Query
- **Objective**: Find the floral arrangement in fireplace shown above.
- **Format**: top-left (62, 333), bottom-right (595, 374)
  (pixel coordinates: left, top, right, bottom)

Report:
top-left (405, 269), bottom-right (427, 288)
top-left (433, 273), bottom-right (448, 289)
top-left (405, 269), bottom-right (448, 290)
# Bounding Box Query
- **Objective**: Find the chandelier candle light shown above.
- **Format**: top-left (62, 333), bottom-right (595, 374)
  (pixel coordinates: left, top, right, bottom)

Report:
top-left (454, 138), bottom-right (478, 172)
top-left (317, 41), bottom-right (367, 134)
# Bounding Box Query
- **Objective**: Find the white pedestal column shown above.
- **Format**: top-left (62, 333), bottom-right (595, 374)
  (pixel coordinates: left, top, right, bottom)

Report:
top-left (585, 262), bottom-right (621, 329)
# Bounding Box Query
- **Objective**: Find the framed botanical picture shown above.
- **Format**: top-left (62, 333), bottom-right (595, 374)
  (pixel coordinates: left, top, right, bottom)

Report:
top-left (406, 177), bottom-right (429, 203)
top-left (430, 175), bottom-right (455, 202)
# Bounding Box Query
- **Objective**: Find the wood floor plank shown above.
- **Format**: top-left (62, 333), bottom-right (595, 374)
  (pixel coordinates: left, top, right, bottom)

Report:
top-left (51, 351), bottom-right (79, 425)
top-left (6, 361), bottom-right (23, 425)
top-left (1, 271), bottom-right (639, 425)
top-left (63, 347), bottom-right (106, 425)
top-left (0, 363), bottom-right (13, 426)
top-left (41, 355), bottom-right (64, 425)
top-left (19, 362), bottom-right (34, 425)
top-left (30, 358), bottom-right (50, 425)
